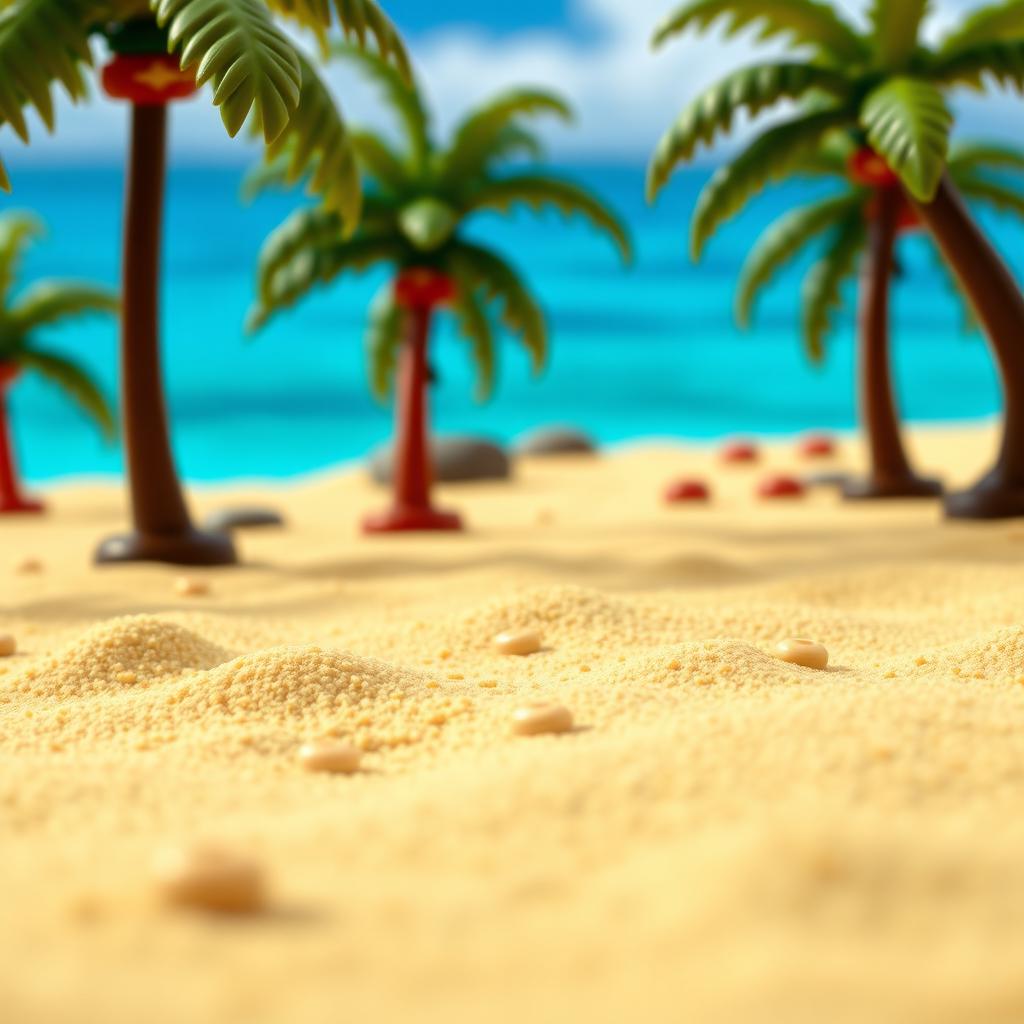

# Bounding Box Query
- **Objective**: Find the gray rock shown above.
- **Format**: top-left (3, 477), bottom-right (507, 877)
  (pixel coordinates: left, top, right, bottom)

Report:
top-left (369, 436), bottom-right (511, 485)
top-left (203, 507), bottom-right (286, 532)
top-left (514, 426), bottom-right (598, 456)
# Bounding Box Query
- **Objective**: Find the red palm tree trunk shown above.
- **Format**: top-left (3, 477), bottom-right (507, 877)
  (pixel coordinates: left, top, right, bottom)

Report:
top-left (913, 174), bottom-right (1024, 519)
top-left (363, 269), bottom-right (463, 533)
top-left (0, 366), bottom-right (43, 514)
top-left (843, 186), bottom-right (942, 501)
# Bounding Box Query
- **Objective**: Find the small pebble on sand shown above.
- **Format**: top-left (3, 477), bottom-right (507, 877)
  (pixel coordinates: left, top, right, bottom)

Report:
top-left (512, 703), bottom-right (574, 737)
top-left (154, 843), bottom-right (265, 914)
top-left (494, 629), bottom-right (542, 656)
top-left (175, 577), bottom-right (210, 598)
top-left (298, 739), bottom-right (362, 775)
top-left (16, 558), bottom-right (43, 575)
top-left (774, 638), bottom-right (829, 671)
top-left (0, 634), bottom-right (16, 657)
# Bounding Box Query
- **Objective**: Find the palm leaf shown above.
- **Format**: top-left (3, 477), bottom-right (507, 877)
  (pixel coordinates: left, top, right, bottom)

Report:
top-left (259, 49), bottom-right (362, 230)
top-left (13, 347), bottom-right (116, 439)
top-left (365, 284), bottom-right (404, 401)
top-left (690, 105), bottom-right (853, 259)
top-left (647, 62), bottom-right (851, 200)
top-left (927, 39), bottom-right (1024, 92)
top-left (0, 211), bottom-right (43, 300)
top-left (949, 141), bottom-right (1024, 177)
top-left (440, 90), bottom-right (572, 186)
top-left (463, 175), bottom-right (633, 264)
top-left (253, 205), bottom-right (345, 306)
top-left (0, 0), bottom-right (95, 144)
top-left (268, 0), bottom-right (410, 79)
top-left (652, 0), bottom-right (868, 63)
top-left (155, 0), bottom-right (302, 143)
top-left (801, 211), bottom-right (864, 362)
top-left (488, 124), bottom-right (546, 165)
top-left (938, 0), bottom-right (1024, 55)
top-left (350, 128), bottom-right (413, 195)
top-left (736, 192), bottom-right (864, 327)
top-left (954, 173), bottom-right (1024, 220)
top-left (860, 78), bottom-right (951, 202)
top-left (868, 0), bottom-right (930, 69)
top-left (450, 276), bottom-right (497, 402)
top-left (446, 242), bottom-right (547, 374)
top-left (332, 43), bottom-right (429, 170)
top-left (9, 281), bottom-right (119, 330)
top-left (249, 235), bottom-right (402, 329)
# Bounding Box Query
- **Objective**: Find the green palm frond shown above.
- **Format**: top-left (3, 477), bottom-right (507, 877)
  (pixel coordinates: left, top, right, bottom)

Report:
top-left (954, 173), bottom-right (1024, 220)
top-left (0, 211), bottom-right (43, 299)
top-left (691, 105), bottom-right (853, 259)
top-left (737, 192), bottom-right (864, 327)
top-left (791, 132), bottom-right (857, 175)
top-left (928, 40), bottom-right (1024, 92)
top-left (333, 43), bottom-right (429, 170)
top-left (268, 0), bottom-right (410, 79)
top-left (868, 0), bottom-right (930, 69)
top-left (450, 276), bottom-right (497, 402)
top-left (447, 242), bottom-right (547, 374)
top-left (9, 281), bottom-right (119, 330)
top-left (440, 90), bottom-right (572, 186)
top-left (949, 141), bottom-right (1024, 176)
top-left (860, 77), bottom-right (952, 201)
top-left (938, 0), bottom-right (1024, 55)
top-left (0, 0), bottom-right (95, 144)
top-left (259, 50), bottom-right (361, 230)
top-left (349, 128), bottom-right (413, 195)
top-left (488, 125), bottom-right (546, 165)
top-left (647, 62), bottom-right (851, 200)
top-left (249, 235), bottom-right (402, 330)
top-left (155, 0), bottom-right (302, 143)
top-left (801, 211), bottom-right (865, 362)
top-left (253, 205), bottom-right (346, 305)
top-left (463, 175), bottom-right (633, 264)
top-left (366, 284), bottom-right (404, 401)
top-left (13, 347), bottom-right (116, 439)
top-left (652, 0), bottom-right (868, 63)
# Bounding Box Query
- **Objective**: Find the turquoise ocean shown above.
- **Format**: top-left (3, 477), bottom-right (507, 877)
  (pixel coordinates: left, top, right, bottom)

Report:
top-left (6, 162), bottom-right (1022, 482)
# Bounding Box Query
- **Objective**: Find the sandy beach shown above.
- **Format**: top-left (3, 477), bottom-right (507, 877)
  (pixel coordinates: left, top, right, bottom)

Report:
top-left (4, 423), bottom-right (1024, 1023)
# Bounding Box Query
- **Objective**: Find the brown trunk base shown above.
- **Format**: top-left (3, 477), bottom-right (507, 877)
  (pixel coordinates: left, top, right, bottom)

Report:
top-left (362, 505), bottom-right (464, 534)
top-left (944, 476), bottom-right (1024, 520)
top-left (841, 475), bottom-right (943, 501)
top-left (95, 527), bottom-right (237, 566)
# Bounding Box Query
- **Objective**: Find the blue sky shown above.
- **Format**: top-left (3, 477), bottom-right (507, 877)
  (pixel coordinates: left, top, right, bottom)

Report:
top-left (3, 0), bottom-right (1017, 167)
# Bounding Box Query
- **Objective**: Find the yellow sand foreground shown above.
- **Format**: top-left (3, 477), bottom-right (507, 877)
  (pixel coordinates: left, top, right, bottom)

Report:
top-left (4, 426), bottom-right (1024, 1024)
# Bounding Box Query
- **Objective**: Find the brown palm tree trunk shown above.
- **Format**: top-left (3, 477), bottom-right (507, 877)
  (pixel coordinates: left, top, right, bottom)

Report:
top-left (843, 186), bottom-right (942, 501)
top-left (912, 174), bottom-right (1024, 519)
top-left (95, 103), bottom-right (236, 564)
top-left (0, 366), bottom-right (43, 514)
top-left (363, 274), bottom-right (462, 533)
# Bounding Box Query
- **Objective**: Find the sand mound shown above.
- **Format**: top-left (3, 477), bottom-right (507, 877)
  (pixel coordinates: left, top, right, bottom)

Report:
top-left (897, 625), bottom-right (1024, 683)
top-left (14, 616), bottom-right (232, 699)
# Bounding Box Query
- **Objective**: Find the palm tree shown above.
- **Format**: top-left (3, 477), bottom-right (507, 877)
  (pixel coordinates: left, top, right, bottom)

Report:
top-left (648, 0), bottom-right (1024, 519)
top-left (0, 0), bottom-right (407, 563)
top-left (0, 213), bottom-right (118, 513)
top-left (738, 135), bottom-right (1024, 500)
top-left (246, 48), bottom-right (632, 533)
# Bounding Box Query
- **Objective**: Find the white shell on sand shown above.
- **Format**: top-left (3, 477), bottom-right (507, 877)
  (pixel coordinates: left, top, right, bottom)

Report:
top-left (175, 577), bottom-right (210, 597)
top-left (494, 629), bottom-right (542, 656)
top-left (512, 704), bottom-right (574, 737)
top-left (774, 638), bottom-right (829, 671)
top-left (298, 740), bottom-right (362, 775)
top-left (154, 843), bottom-right (265, 914)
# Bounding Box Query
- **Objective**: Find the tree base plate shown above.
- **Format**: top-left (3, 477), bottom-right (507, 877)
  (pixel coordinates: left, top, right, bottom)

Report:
top-left (362, 505), bottom-right (464, 534)
top-left (94, 527), bottom-right (238, 566)
top-left (944, 481), bottom-right (1024, 521)
top-left (0, 495), bottom-right (45, 514)
top-left (841, 476), bottom-right (944, 501)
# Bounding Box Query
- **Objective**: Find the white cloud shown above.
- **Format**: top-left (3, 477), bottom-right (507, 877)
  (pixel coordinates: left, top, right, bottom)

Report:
top-left (4, 0), bottom-right (1022, 168)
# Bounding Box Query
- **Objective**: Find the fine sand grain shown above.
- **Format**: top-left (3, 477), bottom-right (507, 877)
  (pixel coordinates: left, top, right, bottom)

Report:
top-left (3, 426), bottom-right (1024, 1023)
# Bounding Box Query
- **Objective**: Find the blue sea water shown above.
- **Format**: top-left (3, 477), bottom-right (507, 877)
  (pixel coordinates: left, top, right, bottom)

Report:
top-left (5, 160), bottom-right (1022, 482)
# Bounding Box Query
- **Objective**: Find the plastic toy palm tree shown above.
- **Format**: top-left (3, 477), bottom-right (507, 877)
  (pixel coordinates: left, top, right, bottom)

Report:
top-left (0, 0), bottom-right (406, 563)
top-left (648, 0), bottom-right (1024, 519)
top-left (0, 214), bottom-right (118, 513)
top-left (247, 48), bottom-right (632, 533)
top-left (738, 135), bottom-right (1024, 500)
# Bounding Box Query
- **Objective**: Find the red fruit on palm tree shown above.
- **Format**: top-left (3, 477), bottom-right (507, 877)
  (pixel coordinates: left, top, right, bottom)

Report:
top-left (758, 475), bottom-right (806, 500)
top-left (848, 148), bottom-right (900, 189)
top-left (665, 478), bottom-right (710, 503)
top-left (101, 54), bottom-right (198, 105)
top-left (363, 269), bottom-right (464, 534)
